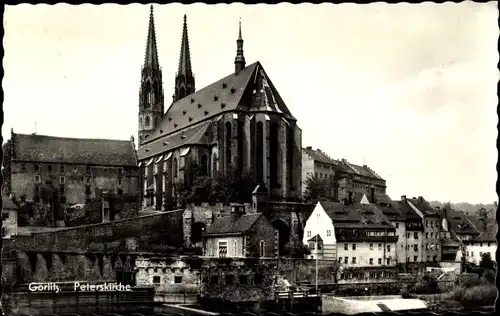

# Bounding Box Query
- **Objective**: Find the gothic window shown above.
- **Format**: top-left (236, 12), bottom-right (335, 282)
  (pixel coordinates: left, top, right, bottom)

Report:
top-left (153, 117), bottom-right (157, 128)
top-left (256, 122), bottom-right (264, 183)
top-left (200, 154), bottom-right (208, 176)
top-left (212, 154), bottom-right (217, 176)
top-left (145, 116), bottom-right (151, 127)
top-left (237, 120), bottom-right (244, 172)
top-left (287, 126), bottom-right (294, 189)
top-left (225, 121), bottom-right (232, 172)
top-left (173, 158), bottom-right (178, 178)
top-left (180, 87), bottom-right (186, 99)
top-left (269, 122), bottom-right (279, 188)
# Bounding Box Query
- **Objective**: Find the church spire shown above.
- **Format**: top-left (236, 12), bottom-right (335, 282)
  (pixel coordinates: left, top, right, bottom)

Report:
top-left (234, 18), bottom-right (246, 75)
top-left (173, 14), bottom-right (195, 103)
top-left (144, 5), bottom-right (159, 69)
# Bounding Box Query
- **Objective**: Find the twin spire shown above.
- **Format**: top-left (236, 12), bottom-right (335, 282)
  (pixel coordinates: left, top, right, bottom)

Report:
top-left (143, 5), bottom-right (246, 85)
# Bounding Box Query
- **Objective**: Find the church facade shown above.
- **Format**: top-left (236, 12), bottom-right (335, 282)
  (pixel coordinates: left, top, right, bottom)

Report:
top-left (137, 6), bottom-right (302, 209)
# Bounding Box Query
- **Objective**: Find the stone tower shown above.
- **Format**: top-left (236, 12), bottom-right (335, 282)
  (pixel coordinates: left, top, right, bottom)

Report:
top-left (172, 15), bottom-right (196, 104)
top-left (138, 5), bottom-right (165, 146)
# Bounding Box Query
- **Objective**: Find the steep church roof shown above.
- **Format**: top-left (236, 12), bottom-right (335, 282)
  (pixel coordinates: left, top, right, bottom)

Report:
top-left (10, 133), bottom-right (137, 167)
top-left (143, 61), bottom-right (296, 146)
top-left (177, 14), bottom-right (193, 78)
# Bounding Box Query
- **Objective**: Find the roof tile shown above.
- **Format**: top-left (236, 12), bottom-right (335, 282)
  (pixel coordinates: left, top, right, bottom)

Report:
top-left (204, 213), bottom-right (262, 235)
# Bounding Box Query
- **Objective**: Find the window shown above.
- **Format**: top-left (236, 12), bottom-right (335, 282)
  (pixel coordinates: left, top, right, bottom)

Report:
top-left (433, 256), bottom-right (437, 262)
top-left (153, 276), bottom-right (161, 284)
top-left (395, 223), bottom-right (399, 229)
top-left (386, 258), bottom-right (390, 265)
top-left (471, 251), bottom-right (474, 257)
top-left (326, 230), bottom-right (331, 237)
top-left (117, 189), bottom-right (123, 196)
top-left (426, 221), bottom-right (428, 227)
top-left (48, 165), bottom-right (52, 172)
top-left (118, 179), bottom-right (122, 186)
top-left (414, 232), bottom-right (418, 239)
top-left (86, 166), bottom-right (91, 173)
top-left (60, 176), bottom-right (65, 184)
top-left (85, 185), bottom-right (91, 195)
top-left (309, 242), bottom-right (315, 250)
top-left (35, 175), bottom-right (41, 183)
top-left (344, 257), bottom-right (348, 264)
top-left (427, 256), bottom-right (430, 261)
top-left (60, 185), bottom-right (65, 194)
top-left (218, 241), bottom-right (228, 258)
top-left (488, 243), bottom-right (491, 247)
top-left (378, 243), bottom-right (382, 250)
top-left (34, 164), bottom-right (40, 172)
top-left (426, 243), bottom-right (429, 250)
top-left (401, 244), bottom-right (404, 249)
top-left (60, 165), bottom-right (64, 173)
top-left (431, 221), bottom-right (434, 228)
top-left (387, 245), bottom-right (391, 252)
top-left (414, 244), bottom-right (418, 251)
top-left (414, 256), bottom-right (418, 262)
top-left (210, 275), bottom-right (219, 285)
top-left (174, 276), bottom-right (182, 284)
top-left (316, 213), bottom-right (320, 218)
top-left (430, 232), bottom-right (433, 238)
top-left (86, 177), bottom-right (91, 184)
top-left (254, 273), bottom-right (263, 285)
top-left (426, 232), bottom-right (429, 238)
top-left (344, 244), bottom-right (348, 250)
top-left (21, 163), bottom-right (26, 172)
top-left (406, 233), bottom-right (410, 238)
top-left (370, 243), bottom-right (373, 250)
top-left (259, 240), bottom-right (265, 257)
top-left (352, 244), bottom-right (356, 250)
top-left (369, 258), bottom-right (373, 265)
top-left (479, 251), bottom-right (483, 256)
top-left (239, 275), bottom-right (248, 284)
top-left (378, 258), bottom-right (382, 265)
top-left (307, 231), bottom-right (311, 238)
top-left (352, 257), bottom-right (356, 264)
top-left (480, 242), bottom-right (483, 247)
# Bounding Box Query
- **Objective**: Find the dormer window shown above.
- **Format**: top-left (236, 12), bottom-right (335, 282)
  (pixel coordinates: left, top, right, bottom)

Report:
top-left (213, 95), bottom-right (219, 101)
top-left (174, 124), bottom-right (178, 128)
top-left (189, 117), bottom-right (193, 122)
top-left (222, 83), bottom-right (227, 89)
top-left (230, 88), bottom-right (236, 94)
top-left (221, 103), bottom-right (226, 109)
top-left (168, 117), bottom-right (172, 121)
top-left (183, 110), bottom-right (187, 115)
top-left (198, 103), bottom-right (202, 108)
top-left (160, 129), bottom-right (163, 133)
top-left (190, 98), bottom-right (195, 103)
top-left (163, 142), bottom-right (169, 146)
top-left (204, 110), bottom-right (209, 115)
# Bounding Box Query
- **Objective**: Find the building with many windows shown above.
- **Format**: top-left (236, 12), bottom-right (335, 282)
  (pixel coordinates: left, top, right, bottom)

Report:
top-left (2, 130), bottom-right (139, 206)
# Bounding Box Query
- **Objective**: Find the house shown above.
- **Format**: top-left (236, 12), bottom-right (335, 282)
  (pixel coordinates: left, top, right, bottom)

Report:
top-left (2, 130), bottom-right (139, 206)
top-left (302, 202), bottom-right (337, 259)
top-left (301, 147), bottom-right (387, 203)
top-left (137, 8), bottom-right (303, 210)
top-left (1, 192), bottom-right (19, 238)
top-left (462, 214), bottom-right (497, 264)
top-left (303, 200), bottom-right (398, 281)
top-left (376, 197), bottom-right (423, 265)
top-left (404, 196), bottom-right (442, 263)
top-left (202, 204), bottom-right (275, 258)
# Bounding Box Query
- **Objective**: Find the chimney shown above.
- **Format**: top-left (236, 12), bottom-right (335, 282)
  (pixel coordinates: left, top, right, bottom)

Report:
top-left (341, 158), bottom-right (346, 163)
top-left (401, 195), bottom-right (407, 202)
top-left (412, 197), bottom-right (416, 200)
top-left (363, 164), bottom-right (367, 168)
top-left (306, 146), bottom-right (312, 150)
top-left (418, 196), bottom-right (424, 202)
top-left (230, 203), bottom-right (245, 222)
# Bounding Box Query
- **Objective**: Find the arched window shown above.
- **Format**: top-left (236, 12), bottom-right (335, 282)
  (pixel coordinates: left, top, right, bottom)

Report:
top-left (269, 122), bottom-right (279, 188)
top-left (256, 122), bottom-right (264, 183)
top-left (153, 117), bottom-right (157, 128)
top-left (212, 154), bottom-right (217, 176)
top-left (173, 158), bottom-right (178, 178)
top-left (225, 121), bottom-right (232, 172)
top-left (287, 126), bottom-right (294, 189)
top-left (145, 116), bottom-right (151, 127)
top-left (237, 120), bottom-right (244, 172)
top-left (180, 87), bottom-right (186, 99)
top-left (200, 154), bottom-right (208, 176)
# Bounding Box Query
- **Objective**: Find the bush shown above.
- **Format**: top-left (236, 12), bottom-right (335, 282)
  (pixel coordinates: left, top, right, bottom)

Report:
top-left (481, 269), bottom-right (496, 284)
top-left (461, 283), bottom-right (497, 309)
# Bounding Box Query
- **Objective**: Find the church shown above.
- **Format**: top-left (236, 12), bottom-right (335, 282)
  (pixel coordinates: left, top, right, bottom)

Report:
top-left (137, 6), bottom-right (302, 209)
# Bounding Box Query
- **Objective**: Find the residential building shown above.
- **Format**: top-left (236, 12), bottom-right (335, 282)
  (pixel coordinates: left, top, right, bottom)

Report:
top-left (138, 8), bottom-right (303, 210)
top-left (202, 204), bottom-right (275, 258)
top-left (2, 130), bottom-right (139, 206)
top-left (1, 193), bottom-right (19, 238)
top-left (406, 196), bottom-right (442, 262)
top-left (376, 198), bottom-right (423, 265)
top-left (301, 147), bottom-right (387, 203)
top-left (301, 202), bottom-right (337, 259)
top-left (304, 200), bottom-right (398, 281)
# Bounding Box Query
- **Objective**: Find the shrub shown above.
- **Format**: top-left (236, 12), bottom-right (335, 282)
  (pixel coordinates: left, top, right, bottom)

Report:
top-left (461, 283), bottom-right (497, 309)
top-left (481, 269), bottom-right (496, 284)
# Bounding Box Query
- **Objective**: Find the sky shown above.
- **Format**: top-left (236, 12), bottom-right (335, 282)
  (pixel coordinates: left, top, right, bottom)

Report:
top-left (2, 3), bottom-right (498, 204)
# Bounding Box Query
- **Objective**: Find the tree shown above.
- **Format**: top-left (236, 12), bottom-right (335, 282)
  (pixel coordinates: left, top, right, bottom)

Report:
top-left (210, 164), bottom-right (255, 204)
top-left (303, 173), bottom-right (331, 203)
top-left (479, 252), bottom-right (495, 272)
top-left (283, 237), bottom-right (311, 258)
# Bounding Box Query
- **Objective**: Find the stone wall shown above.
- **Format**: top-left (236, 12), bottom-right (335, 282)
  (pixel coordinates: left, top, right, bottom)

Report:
top-left (6, 211), bottom-right (183, 253)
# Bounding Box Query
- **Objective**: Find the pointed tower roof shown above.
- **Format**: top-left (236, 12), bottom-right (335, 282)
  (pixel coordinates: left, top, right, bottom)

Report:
top-left (144, 5), bottom-right (159, 69)
top-left (177, 14), bottom-right (193, 77)
top-left (234, 18), bottom-right (246, 74)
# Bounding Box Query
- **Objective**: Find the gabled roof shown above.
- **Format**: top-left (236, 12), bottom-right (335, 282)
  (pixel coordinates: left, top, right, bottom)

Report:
top-left (408, 197), bottom-right (438, 217)
top-left (10, 133), bottom-right (137, 167)
top-left (377, 200), bottom-right (421, 222)
top-left (204, 213), bottom-right (262, 236)
top-left (307, 234), bottom-right (323, 242)
top-left (446, 209), bottom-right (479, 235)
top-left (319, 202), bottom-right (393, 229)
top-left (346, 162), bottom-right (384, 180)
top-left (465, 215), bottom-right (497, 242)
top-left (144, 61), bottom-right (295, 145)
top-left (138, 121), bottom-right (212, 160)
top-left (302, 147), bottom-right (337, 166)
